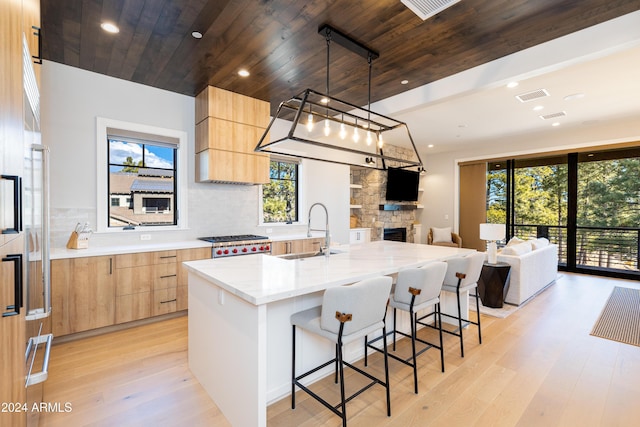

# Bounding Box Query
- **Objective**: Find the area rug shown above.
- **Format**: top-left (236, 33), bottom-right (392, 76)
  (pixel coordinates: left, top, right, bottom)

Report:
top-left (590, 286), bottom-right (640, 347)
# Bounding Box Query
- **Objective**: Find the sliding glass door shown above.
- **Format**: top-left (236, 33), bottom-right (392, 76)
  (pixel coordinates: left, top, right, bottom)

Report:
top-left (487, 146), bottom-right (640, 279)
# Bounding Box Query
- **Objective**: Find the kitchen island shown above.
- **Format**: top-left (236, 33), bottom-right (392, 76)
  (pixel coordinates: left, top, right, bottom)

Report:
top-left (184, 241), bottom-right (474, 427)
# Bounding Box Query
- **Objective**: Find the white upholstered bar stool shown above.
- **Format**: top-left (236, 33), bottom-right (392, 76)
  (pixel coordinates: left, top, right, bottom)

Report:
top-left (291, 276), bottom-right (393, 427)
top-left (365, 262), bottom-right (447, 394)
top-left (436, 252), bottom-right (485, 358)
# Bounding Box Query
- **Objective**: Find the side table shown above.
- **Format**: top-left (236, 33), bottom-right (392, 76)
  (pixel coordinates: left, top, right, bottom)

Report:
top-left (477, 261), bottom-right (511, 308)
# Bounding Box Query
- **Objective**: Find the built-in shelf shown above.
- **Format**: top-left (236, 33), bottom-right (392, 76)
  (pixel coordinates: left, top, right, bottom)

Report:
top-left (416, 204), bottom-right (424, 209)
top-left (350, 205), bottom-right (362, 209)
top-left (350, 184), bottom-right (363, 189)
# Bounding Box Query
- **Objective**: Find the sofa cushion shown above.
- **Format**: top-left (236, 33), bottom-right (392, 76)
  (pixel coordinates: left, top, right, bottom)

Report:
top-left (432, 227), bottom-right (453, 243)
top-left (501, 241), bottom-right (532, 256)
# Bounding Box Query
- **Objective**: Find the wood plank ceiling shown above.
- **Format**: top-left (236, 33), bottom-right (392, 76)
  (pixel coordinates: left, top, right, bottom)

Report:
top-left (40, 0), bottom-right (640, 113)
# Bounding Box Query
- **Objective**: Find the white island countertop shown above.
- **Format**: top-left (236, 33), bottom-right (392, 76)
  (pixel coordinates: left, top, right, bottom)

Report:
top-left (184, 240), bottom-right (474, 305)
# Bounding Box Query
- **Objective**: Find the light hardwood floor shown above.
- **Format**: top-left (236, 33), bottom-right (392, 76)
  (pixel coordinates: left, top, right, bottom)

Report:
top-left (40, 273), bottom-right (640, 427)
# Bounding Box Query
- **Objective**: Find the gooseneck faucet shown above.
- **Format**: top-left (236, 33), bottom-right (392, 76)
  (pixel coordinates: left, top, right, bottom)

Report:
top-left (307, 203), bottom-right (330, 255)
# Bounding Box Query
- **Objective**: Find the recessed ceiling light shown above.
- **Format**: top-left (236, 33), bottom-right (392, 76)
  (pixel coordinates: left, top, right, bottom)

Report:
top-left (401, 80), bottom-right (409, 85)
top-left (427, 144), bottom-right (434, 148)
top-left (564, 93), bottom-right (585, 101)
top-left (100, 22), bottom-right (120, 34)
top-left (238, 69), bottom-right (250, 77)
top-left (507, 81), bottom-right (519, 88)
top-left (552, 122), bottom-right (560, 127)
top-left (191, 31), bottom-right (203, 39)
top-left (533, 105), bottom-right (544, 111)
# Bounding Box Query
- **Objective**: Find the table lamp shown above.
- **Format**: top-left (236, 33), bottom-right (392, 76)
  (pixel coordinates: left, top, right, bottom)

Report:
top-left (479, 223), bottom-right (506, 264)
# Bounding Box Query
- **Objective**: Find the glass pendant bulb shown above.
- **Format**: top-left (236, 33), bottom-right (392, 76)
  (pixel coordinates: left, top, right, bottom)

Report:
top-left (353, 126), bottom-right (360, 143)
top-left (306, 113), bottom-right (314, 132)
top-left (366, 130), bottom-right (373, 145)
top-left (377, 132), bottom-right (384, 148)
top-left (339, 123), bottom-right (347, 140)
top-left (323, 119), bottom-right (331, 136)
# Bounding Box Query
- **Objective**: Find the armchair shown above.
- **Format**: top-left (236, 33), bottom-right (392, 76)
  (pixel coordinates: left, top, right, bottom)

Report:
top-left (427, 227), bottom-right (462, 248)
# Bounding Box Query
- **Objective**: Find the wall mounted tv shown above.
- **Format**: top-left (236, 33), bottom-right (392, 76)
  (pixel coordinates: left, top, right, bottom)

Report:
top-left (385, 167), bottom-right (420, 201)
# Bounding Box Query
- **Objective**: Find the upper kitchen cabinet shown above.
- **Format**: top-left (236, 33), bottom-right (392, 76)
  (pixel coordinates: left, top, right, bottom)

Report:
top-left (195, 86), bottom-right (270, 185)
top-left (22, 0), bottom-right (41, 87)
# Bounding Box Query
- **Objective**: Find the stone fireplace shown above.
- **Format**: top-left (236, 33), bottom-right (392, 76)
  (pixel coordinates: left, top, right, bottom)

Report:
top-left (384, 227), bottom-right (407, 242)
top-left (350, 144), bottom-right (421, 243)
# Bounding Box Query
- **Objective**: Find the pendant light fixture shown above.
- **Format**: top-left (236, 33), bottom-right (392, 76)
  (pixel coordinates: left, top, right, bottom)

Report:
top-left (255, 24), bottom-right (423, 171)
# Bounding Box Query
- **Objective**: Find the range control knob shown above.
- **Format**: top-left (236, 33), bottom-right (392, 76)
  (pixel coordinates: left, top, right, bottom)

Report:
top-left (223, 249), bottom-right (229, 254)
top-left (232, 248), bottom-right (238, 254)
top-left (216, 249), bottom-right (223, 255)
top-left (242, 247), bottom-right (248, 252)
top-left (251, 247), bottom-right (257, 252)
top-left (265, 245), bottom-right (270, 251)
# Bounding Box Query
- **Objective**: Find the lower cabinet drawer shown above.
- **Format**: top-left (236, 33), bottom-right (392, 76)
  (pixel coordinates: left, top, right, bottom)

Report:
top-left (116, 292), bottom-right (151, 324)
top-left (153, 288), bottom-right (177, 316)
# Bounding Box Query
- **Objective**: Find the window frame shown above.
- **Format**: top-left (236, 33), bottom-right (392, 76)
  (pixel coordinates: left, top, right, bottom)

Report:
top-left (259, 156), bottom-right (303, 226)
top-left (96, 117), bottom-right (188, 233)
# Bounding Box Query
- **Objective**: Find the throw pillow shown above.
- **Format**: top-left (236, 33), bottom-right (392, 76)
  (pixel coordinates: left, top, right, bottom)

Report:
top-left (506, 236), bottom-right (524, 246)
top-left (531, 237), bottom-right (550, 250)
top-left (432, 227), bottom-right (452, 243)
top-left (501, 241), bottom-right (532, 256)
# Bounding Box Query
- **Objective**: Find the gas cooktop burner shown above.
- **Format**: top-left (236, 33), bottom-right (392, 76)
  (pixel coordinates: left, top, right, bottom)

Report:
top-left (198, 234), bottom-right (270, 243)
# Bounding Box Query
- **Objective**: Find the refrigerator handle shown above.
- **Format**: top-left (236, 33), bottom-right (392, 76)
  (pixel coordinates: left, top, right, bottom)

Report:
top-left (25, 333), bottom-right (53, 387)
top-left (2, 253), bottom-right (23, 317)
top-left (31, 144), bottom-right (51, 318)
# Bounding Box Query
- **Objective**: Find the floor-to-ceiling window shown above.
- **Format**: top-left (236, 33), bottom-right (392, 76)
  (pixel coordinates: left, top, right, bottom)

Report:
top-left (487, 147), bottom-right (640, 279)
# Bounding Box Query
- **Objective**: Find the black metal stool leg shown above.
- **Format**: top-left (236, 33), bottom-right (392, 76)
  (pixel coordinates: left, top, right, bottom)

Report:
top-left (456, 287), bottom-right (464, 357)
top-left (410, 309), bottom-right (418, 394)
top-left (291, 325), bottom-right (296, 409)
top-left (475, 290), bottom-right (482, 344)
top-left (437, 303), bottom-right (445, 372)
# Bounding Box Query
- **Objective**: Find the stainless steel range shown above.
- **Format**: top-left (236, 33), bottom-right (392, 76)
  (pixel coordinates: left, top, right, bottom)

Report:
top-left (198, 234), bottom-right (272, 258)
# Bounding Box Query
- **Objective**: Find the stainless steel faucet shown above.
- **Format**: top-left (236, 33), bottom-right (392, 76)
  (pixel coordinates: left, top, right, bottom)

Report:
top-left (307, 202), bottom-right (330, 255)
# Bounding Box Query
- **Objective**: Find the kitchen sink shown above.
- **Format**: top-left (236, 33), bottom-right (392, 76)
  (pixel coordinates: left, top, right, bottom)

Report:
top-left (278, 250), bottom-right (340, 260)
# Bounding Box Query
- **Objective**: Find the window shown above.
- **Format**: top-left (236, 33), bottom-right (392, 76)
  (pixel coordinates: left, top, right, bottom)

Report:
top-left (96, 118), bottom-right (187, 233)
top-left (108, 136), bottom-right (176, 227)
top-left (262, 159), bottom-right (299, 223)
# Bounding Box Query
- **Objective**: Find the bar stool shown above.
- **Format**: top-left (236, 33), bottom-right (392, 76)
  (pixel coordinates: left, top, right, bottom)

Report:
top-left (437, 252), bottom-right (485, 357)
top-left (291, 276), bottom-right (393, 427)
top-left (365, 262), bottom-right (447, 394)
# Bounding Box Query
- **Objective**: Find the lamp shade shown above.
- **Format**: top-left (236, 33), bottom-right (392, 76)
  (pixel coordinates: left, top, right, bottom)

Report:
top-left (479, 223), bottom-right (505, 241)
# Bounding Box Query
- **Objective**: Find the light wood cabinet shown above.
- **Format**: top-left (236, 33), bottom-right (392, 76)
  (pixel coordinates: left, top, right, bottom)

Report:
top-left (271, 237), bottom-right (325, 255)
top-left (0, 237), bottom-right (26, 427)
top-left (115, 250), bottom-right (179, 323)
top-left (176, 247), bottom-right (211, 311)
top-left (195, 86), bottom-right (270, 184)
top-left (51, 256), bottom-right (116, 336)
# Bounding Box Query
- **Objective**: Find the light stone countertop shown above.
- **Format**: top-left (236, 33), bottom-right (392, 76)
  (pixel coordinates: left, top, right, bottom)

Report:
top-left (50, 240), bottom-right (212, 260)
top-left (184, 240), bottom-right (475, 306)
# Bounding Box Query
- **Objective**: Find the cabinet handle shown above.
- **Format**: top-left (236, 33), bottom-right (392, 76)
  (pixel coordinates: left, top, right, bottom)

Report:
top-left (31, 26), bottom-right (42, 64)
top-left (160, 274), bottom-right (177, 279)
top-left (2, 254), bottom-right (22, 317)
top-left (160, 299), bottom-right (177, 304)
top-left (109, 258), bottom-right (113, 275)
top-left (159, 255), bottom-right (177, 259)
top-left (1, 175), bottom-right (22, 234)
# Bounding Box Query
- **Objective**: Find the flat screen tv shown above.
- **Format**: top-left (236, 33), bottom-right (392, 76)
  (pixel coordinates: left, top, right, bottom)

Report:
top-left (385, 167), bottom-right (419, 201)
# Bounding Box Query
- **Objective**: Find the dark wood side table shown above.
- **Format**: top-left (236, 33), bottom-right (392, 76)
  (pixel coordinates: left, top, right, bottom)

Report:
top-left (477, 262), bottom-right (511, 308)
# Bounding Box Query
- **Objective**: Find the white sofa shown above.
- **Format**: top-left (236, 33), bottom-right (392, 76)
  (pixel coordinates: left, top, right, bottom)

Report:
top-left (496, 238), bottom-right (558, 305)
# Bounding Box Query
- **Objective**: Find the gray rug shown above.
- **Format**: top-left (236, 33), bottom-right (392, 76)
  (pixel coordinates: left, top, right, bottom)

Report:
top-left (590, 286), bottom-right (640, 347)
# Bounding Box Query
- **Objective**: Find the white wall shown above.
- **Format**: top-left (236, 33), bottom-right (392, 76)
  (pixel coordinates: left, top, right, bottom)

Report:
top-left (41, 61), bottom-right (350, 248)
top-left (417, 114), bottom-right (640, 241)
